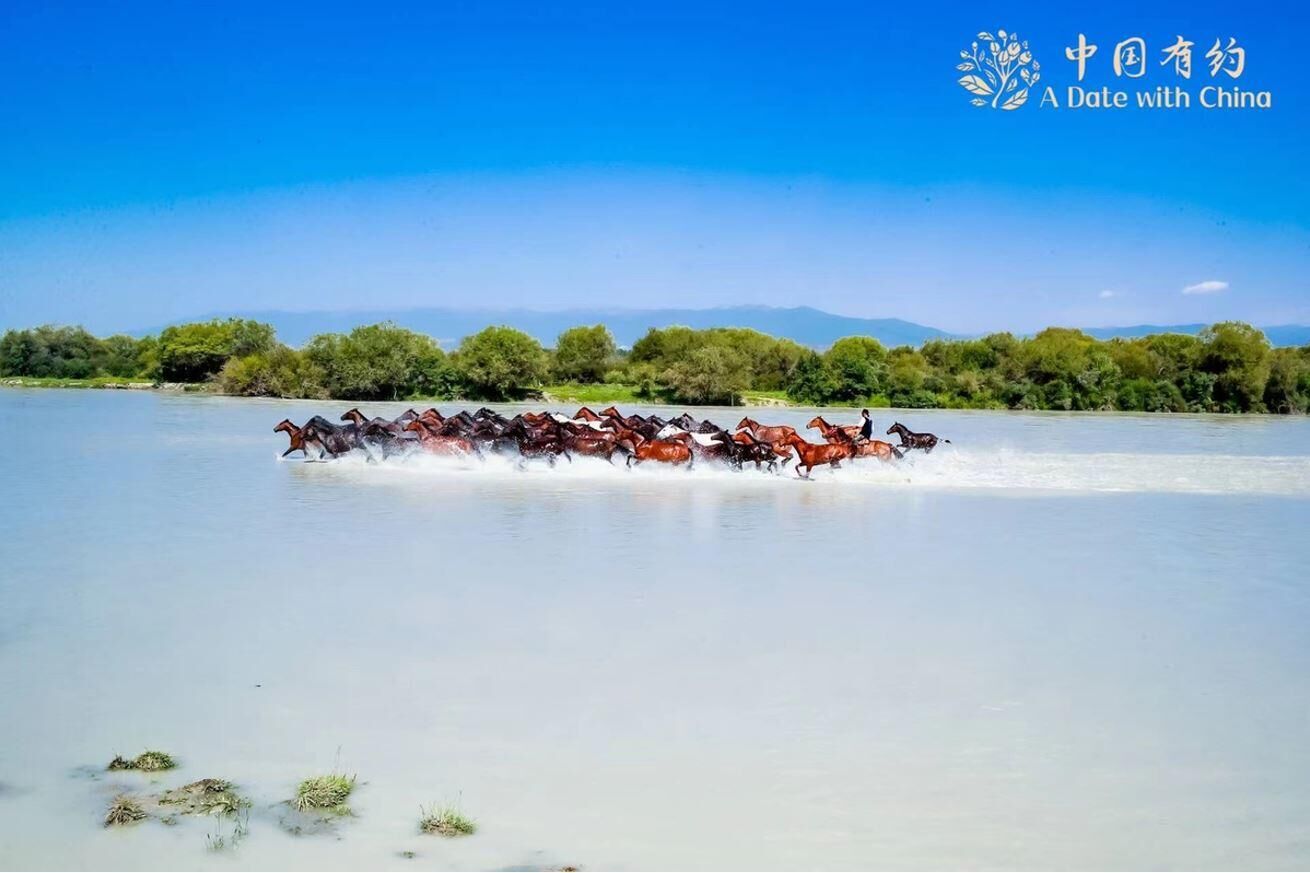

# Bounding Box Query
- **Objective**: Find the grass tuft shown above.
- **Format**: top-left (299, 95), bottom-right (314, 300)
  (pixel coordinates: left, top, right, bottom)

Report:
top-left (419, 803), bottom-right (477, 837)
top-left (106, 750), bottom-right (176, 772)
top-left (159, 778), bottom-right (250, 818)
top-left (133, 750), bottom-right (177, 771)
top-left (104, 794), bottom-right (148, 827)
top-left (294, 773), bottom-right (356, 814)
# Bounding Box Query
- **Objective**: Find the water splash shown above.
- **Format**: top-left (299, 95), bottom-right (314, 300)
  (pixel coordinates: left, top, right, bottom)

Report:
top-left (286, 447), bottom-right (1310, 497)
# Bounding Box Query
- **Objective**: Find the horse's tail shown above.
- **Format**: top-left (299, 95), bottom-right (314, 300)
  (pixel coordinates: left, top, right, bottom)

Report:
top-left (891, 445), bottom-right (904, 460)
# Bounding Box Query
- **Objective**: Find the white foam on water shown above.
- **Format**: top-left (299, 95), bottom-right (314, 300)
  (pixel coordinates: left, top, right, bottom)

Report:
top-left (290, 445), bottom-right (1310, 497)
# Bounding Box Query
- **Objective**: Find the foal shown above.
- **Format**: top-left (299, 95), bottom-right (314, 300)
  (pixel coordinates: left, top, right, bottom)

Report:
top-left (886, 422), bottom-right (950, 453)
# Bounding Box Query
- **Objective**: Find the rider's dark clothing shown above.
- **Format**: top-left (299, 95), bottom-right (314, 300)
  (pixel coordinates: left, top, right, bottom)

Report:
top-left (859, 417), bottom-right (874, 440)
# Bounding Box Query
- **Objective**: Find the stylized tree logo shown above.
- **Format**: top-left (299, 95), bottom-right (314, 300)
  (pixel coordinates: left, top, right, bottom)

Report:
top-left (958, 29), bottom-right (1039, 110)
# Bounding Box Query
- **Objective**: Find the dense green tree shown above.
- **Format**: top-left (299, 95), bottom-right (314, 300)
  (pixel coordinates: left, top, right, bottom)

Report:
top-left (1200, 321), bottom-right (1272, 412)
top-left (305, 322), bottom-right (449, 400)
top-left (0, 325), bottom-right (108, 378)
top-left (218, 345), bottom-right (327, 398)
top-left (661, 344), bottom-right (751, 405)
top-left (453, 325), bottom-right (547, 400)
top-left (823, 336), bottom-right (887, 401)
top-left (1263, 347), bottom-right (1310, 414)
top-left (786, 351), bottom-right (840, 405)
top-left (100, 334), bottom-right (149, 378)
top-left (552, 324), bottom-right (616, 382)
top-left (157, 318), bottom-right (276, 381)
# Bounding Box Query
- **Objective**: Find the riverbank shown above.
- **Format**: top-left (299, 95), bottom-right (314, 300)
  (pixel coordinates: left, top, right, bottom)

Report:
top-left (0, 378), bottom-right (808, 408)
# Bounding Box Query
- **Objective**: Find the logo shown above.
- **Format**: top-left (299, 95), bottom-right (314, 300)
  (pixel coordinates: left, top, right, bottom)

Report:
top-left (958, 29), bottom-right (1040, 110)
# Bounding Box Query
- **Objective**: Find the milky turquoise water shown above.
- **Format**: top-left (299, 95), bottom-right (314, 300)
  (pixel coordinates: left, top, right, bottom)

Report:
top-left (1, 389), bottom-right (1309, 870)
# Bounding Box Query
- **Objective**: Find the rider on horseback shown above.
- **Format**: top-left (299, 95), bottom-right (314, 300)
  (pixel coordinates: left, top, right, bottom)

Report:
top-left (856, 409), bottom-right (873, 444)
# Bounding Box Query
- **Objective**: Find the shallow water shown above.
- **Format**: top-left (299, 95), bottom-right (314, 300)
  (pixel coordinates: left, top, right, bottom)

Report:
top-left (1, 389), bottom-right (1309, 870)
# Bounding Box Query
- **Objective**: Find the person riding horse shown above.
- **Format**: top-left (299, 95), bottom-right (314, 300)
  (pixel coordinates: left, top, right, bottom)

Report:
top-left (856, 409), bottom-right (874, 444)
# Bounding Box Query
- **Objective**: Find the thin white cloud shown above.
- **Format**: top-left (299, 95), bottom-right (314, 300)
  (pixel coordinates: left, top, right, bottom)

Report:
top-left (1182, 279), bottom-right (1229, 295)
top-left (1098, 289), bottom-right (1119, 299)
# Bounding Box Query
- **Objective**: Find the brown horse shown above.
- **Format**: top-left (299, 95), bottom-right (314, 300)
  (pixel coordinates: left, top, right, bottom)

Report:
top-left (402, 419), bottom-right (478, 457)
top-left (807, 415), bottom-right (860, 441)
top-left (736, 416), bottom-right (798, 443)
top-left (563, 431), bottom-right (629, 463)
top-left (273, 419), bottom-right (308, 457)
top-left (625, 432), bottom-right (693, 468)
top-left (780, 433), bottom-right (851, 478)
top-left (573, 406), bottom-right (603, 422)
top-left (809, 416), bottom-right (903, 462)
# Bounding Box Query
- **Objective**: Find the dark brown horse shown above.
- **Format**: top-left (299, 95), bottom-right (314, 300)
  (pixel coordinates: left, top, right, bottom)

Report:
top-left (561, 427), bottom-right (630, 463)
top-left (887, 422), bottom-right (950, 453)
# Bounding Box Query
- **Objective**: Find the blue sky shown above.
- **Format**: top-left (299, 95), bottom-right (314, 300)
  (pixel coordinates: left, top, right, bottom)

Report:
top-left (1, 0), bottom-right (1306, 334)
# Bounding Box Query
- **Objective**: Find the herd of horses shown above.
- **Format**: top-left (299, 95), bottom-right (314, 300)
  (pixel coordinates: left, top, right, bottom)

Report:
top-left (273, 406), bottom-right (950, 478)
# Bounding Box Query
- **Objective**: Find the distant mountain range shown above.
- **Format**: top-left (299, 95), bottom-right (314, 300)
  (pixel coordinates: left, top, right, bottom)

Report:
top-left (138, 306), bottom-right (1310, 349)
top-left (1079, 323), bottom-right (1310, 347)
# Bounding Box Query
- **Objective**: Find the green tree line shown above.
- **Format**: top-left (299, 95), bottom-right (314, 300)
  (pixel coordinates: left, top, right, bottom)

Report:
top-left (2, 318), bottom-right (1308, 413)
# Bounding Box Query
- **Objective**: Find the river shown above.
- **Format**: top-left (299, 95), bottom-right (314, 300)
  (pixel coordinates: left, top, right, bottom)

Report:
top-left (1, 388), bottom-right (1308, 870)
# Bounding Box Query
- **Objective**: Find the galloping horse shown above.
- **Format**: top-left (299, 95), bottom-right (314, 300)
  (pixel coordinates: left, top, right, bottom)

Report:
top-left (732, 429), bottom-right (791, 472)
top-left (808, 416), bottom-right (903, 461)
top-left (887, 422), bottom-right (950, 453)
top-left (625, 432), bottom-right (694, 468)
top-left (780, 433), bottom-right (851, 478)
top-left (806, 415), bottom-right (859, 441)
top-left (403, 419), bottom-right (479, 457)
top-left (561, 427), bottom-right (630, 463)
top-left (273, 419), bottom-right (309, 457)
top-left (736, 416), bottom-right (797, 443)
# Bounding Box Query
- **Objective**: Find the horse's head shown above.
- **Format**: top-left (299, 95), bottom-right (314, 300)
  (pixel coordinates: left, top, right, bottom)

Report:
top-left (341, 408), bottom-right (364, 423)
top-left (600, 405), bottom-right (622, 419)
top-left (273, 419), bottom-right (297, 434)
top-left (736, 416), bottom-right (756, 431)
top-left (403, 418), bottom-right (425, 434)
top-left (886, 422), bottom-right (902, 435)
top-left (397, 408), bottom-right (419, 423)
top-left (806, 416), bottom-right (826, 431)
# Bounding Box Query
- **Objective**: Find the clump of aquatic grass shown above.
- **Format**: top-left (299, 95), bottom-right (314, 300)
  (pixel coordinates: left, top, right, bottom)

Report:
top-left (106, 750), bottom-right (176, 772)
top-left (294, 773), bottom-right (356, 815)
top-left (104, 794), bottom-right (148, 827)
top-left (419, 803), bottom-right (477, 837)
top-left (159, 778), bottom-right (250, 818)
